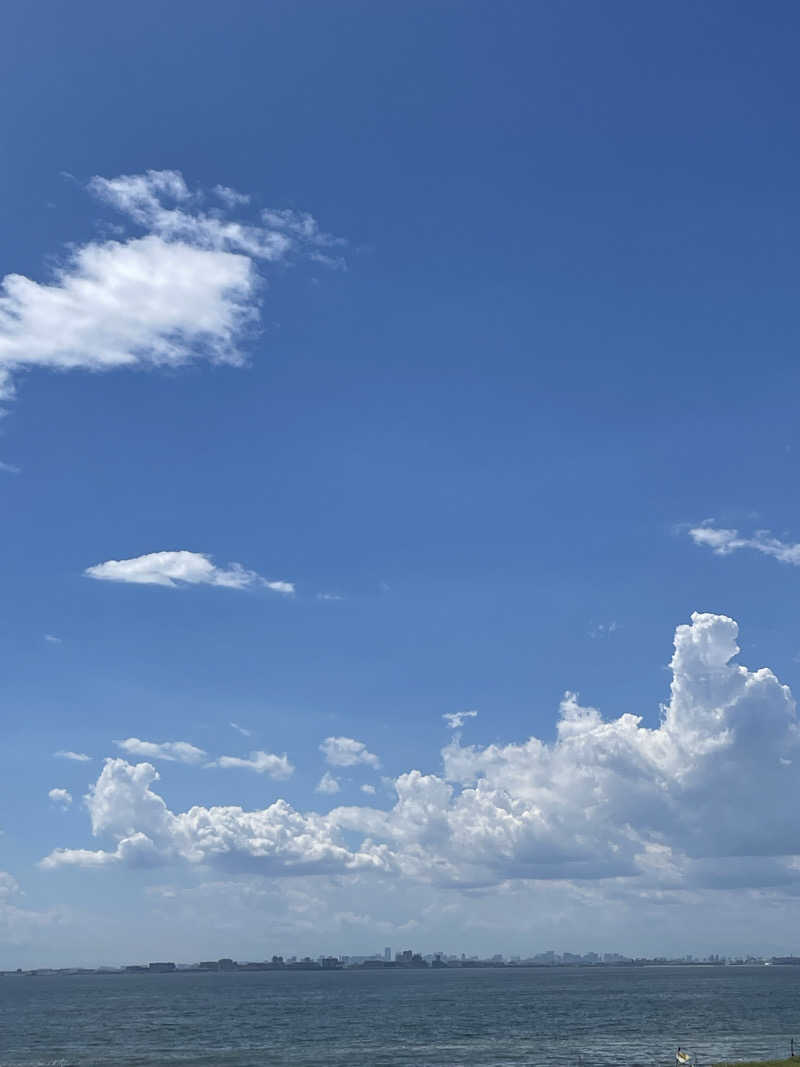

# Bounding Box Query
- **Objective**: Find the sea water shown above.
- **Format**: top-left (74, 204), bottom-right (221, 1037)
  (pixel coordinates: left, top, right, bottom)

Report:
top-left (1, 965), bottom-right (798, 1066)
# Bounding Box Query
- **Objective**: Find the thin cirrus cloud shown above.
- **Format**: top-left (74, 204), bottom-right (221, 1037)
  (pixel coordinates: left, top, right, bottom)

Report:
top-left (690, 522), bottom-right (800, 566)
top-left (211, 751), bottom-right (294, 779)
top-left (0, 169), bottom-right (343, 402)
top-left (84, 550), bottom-right (294, 595)
top-left (53, 751), bottom-right (92, 762)
top-left (40, 613), bottom-right (800, 897)
top-left (114, 738), bottom-right (207, 765)
top-left (320, 736), bottom-right (381, 769)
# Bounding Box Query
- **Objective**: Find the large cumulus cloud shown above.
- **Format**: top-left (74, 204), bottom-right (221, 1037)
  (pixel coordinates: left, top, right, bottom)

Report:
top-left (42, 614), bottom-right (800, 892)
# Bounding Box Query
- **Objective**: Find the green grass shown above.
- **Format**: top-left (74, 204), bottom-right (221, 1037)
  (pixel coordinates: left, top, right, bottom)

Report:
top-left (712, 1059), bottom-right (796, 1066)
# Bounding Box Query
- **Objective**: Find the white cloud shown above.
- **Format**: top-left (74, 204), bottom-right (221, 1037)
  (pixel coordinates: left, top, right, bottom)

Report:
top-left (360, 784), bottom-right (376, 795)
top-left (41, 614), bottom-right (800, 899)
top-left (54, 750), bottom-right (92, 762)
top-left (320, 736), bottom-right (381, 769)
top-left (85, 550), bottom-right (293, 594)
top-left (213, 184), bottom-right (251, 208)
top-left (48, 788), bottom-right (72, 810)
top-left (44, 633), bottom-right (62, 644)
top-left (0, 169), bottom-right (342, 402)
top-left (115, 738), bottom-right (207, 764)
top-left (690, 522), bottom-right (800, 566)
top-left (263, 580), bottom-right (295, 595)
top-left (315, 771), bottom-right (341, 795)
top-left (0, 459), bottom-right (20, 474)
top-left (443, 710), bottom-right (478, 730)
top-left (41, 758), bottom-right (371, 875)
top-left (212, 751), bottom-right (294, 778)
top-left (230, 722), bottom-right (252, 738)
top-left (316, 592), bottom-right (344, 601)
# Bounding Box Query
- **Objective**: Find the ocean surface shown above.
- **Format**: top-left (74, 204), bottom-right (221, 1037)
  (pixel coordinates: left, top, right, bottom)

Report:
top-left (1, 965), bottom-right (799, 1067)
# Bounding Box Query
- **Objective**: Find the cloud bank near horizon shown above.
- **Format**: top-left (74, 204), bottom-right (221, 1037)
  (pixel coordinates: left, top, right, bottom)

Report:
top-left (41, 613), bottom-right (800, 898)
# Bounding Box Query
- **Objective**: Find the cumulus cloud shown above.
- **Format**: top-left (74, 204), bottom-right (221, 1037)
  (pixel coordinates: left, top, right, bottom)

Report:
top-left (41, 615), bottom-right (800, 898)
top-left (320, 736), bottom-right (381, 769)
top-left (443, 710), bottom-right (478, 730)
top-left (85, 550), bottom-right (293, 594)
top-left (41, 758), bottom-right (373, 875)
top-left (0, 169), bottom-right (342, 402)
top-left (54, 750), bottom-right (92, 762)
top-left (690, 522), bottom-right (800, 566)
top-left (48, 788), bottom-right (72, 810)
top-left (212, 751), bottom-right (294, 778)
top-left (115, 738), bottom-right (207, 764)
top-left (315, 772), bottom-right (341, 795)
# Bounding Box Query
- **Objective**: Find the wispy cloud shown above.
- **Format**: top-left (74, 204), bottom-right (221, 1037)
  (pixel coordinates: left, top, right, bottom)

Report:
top-left (44, 633), bottom-right (62, 644)
top-left (0, 460), bottom-right (20, 474)
top-left (211, 750), bottom-right (294, 778)
top-left (442, 710), bottom-right (478, 730)
top-left (230, 722), bottom-right (252, 738)
top-left (212, 184), bottom-right (251, 208)
top-left (115, 738), bottom-right (207, 764)
top-left (0, 169), bottom-right (343, 402)
top-left (588, 621), bottom-right (619, 639)
top-left (316, 592), bottom-right (344, 602)
top-left (320, 736), bottom-right (380, 769)
top-left (53, 751), bottom-right (91, 762)
top-left (689, 522), bottom-right (800, 566)
top-left (85, 550), bottom-right (293, 594)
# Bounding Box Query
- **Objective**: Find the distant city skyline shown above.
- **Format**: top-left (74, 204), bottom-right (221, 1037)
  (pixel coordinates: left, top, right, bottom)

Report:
top-left (6, 947), bottom-right (800, 976)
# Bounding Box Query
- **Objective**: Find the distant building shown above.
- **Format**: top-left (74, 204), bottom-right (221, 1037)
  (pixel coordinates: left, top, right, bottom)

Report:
top-left (218, 958), bottom-right (237, 971)
top-left (384, 946), bottom-right (391, 961)
top-left (148, 962), bottom-right (176, 973)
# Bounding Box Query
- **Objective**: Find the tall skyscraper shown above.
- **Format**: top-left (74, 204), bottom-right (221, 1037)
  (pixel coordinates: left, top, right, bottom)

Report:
top-left (384, 947), bottom-right (391, 962)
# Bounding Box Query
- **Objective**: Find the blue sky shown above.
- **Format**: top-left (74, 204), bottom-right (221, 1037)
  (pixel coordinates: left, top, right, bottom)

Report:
top-left (3, 1), bottom-right (800, 966)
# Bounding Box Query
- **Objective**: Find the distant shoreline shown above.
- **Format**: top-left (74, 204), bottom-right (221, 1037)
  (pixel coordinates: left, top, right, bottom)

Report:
top-left (3, 960), bottom-right (796, 978)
